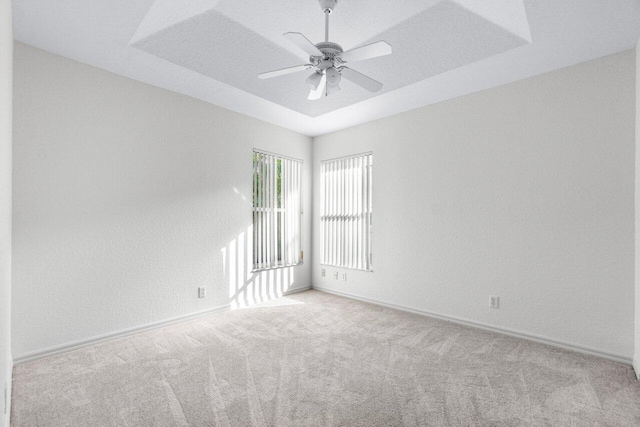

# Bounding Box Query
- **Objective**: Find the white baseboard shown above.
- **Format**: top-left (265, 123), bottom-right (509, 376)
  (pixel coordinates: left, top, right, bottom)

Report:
top-left (280, 285), bottom-right (312, 296)
top-left (14, 286), bottom-right (312, 364)
top-left (3, 356), bottom-right (11, 427)
top-left (13, 304), bottom-right (231, 364)
top-left (633, 356), bottom-right (640, 381)
top-left (313, 286), bottom-right (632, 366)
top-left (230, 285), bottom-right (312, 308)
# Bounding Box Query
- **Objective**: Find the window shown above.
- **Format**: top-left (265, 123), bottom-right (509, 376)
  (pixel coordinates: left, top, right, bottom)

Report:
top-left (320, 152), bottom-right (372, 271)
top-left (252, 150), bottom-right (302, 271)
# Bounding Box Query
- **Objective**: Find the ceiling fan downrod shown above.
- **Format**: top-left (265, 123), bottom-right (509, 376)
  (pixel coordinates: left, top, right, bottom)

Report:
top-left (325, 10), bottom-right (329, 42)
top-left (319, 0), bottom-right (337, 42)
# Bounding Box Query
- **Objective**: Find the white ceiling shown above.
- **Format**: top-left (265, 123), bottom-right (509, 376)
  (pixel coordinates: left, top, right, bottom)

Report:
top-left (13, 0), bottom-right (640, 136)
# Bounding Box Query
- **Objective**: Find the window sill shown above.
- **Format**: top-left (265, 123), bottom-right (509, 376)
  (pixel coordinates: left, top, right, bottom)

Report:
top-left (252, 262), bottom-right (303, 273)
top-left (319, 263), bottom-right (373, 273)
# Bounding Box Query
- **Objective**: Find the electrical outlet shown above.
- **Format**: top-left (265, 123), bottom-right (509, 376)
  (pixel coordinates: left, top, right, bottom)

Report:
top-left (333, 271), bottom-right (339, 280)
top-left (342, 273), bottom-right (347, 281)
top-left (490, 296), bottom-right (499, 309)
top-left (321, 269), bottom-right (326, 277)
top-left (198, 287), bottom-right (206, 298)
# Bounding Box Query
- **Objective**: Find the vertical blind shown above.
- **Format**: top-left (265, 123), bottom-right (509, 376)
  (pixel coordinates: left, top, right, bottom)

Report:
top-left (253, 150), bottom-right (302, 271)
top-left (321, 152), bottom-right (373, 271)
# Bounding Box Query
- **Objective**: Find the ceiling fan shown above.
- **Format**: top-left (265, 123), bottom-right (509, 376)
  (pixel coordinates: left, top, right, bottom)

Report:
top-left (258, 0), bottom-right (392, 100)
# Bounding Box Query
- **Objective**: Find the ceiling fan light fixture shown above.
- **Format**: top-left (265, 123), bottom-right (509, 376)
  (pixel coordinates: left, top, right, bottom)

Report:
top-left (325, 67), bottom-right (341, 87)
top-left (306, 72), bottom-right (324, 90)
top-left (326, 83), bottom-right (341, 95)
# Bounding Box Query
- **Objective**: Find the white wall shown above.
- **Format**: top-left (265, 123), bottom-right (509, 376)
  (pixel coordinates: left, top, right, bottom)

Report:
top-left (12, 43), bottom-right (313, 359)
top-left (0, 1), bottom-right (12, 424)
top-left (10, 41), bottom-right (637, 367)
top-left (313, 50), bottom-right (636, 361)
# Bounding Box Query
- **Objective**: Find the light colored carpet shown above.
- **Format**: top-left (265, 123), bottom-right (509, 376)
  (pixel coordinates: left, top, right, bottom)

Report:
top-left (11, 290), bottom-right (640, 426)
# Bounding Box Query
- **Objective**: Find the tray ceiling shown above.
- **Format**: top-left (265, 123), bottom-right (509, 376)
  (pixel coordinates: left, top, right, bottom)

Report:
top-left (131, 1), bottom-right (531, 117)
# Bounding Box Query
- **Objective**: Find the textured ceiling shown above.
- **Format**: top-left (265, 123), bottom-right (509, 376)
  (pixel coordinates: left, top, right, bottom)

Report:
top-left (12, 0), bottom-right (640, 135)
top-left (131, 0), bottom-right (531, 117)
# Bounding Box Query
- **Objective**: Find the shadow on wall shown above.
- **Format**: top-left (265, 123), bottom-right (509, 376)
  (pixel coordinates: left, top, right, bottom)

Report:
top-left (221, 225), bottom-right (296, 308)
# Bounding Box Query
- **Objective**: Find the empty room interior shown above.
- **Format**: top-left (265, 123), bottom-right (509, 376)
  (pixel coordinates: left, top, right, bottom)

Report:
top-left (2, 0), bottom-right (640, 425)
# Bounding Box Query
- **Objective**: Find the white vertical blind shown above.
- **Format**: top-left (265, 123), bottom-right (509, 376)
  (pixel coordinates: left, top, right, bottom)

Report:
top-left (321, 152), bottom-right (372, 271)
top-left (253, 150), bottom-right (302, 271)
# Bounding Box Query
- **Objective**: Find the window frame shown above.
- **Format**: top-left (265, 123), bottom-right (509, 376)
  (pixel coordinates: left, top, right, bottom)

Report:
top-left (320, 151), bottom-right (373, 272)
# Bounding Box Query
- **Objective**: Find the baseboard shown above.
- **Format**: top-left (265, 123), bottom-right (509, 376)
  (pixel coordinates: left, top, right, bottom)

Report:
top-left (633, 356), bottom-right (640, 381)
top-left (13, 303), bottom-right (230, 364)
top-left (230, 285), bottom-right (312, 308)
top-left (3, 356), bottom-right (11, 427)
top-left (14, 285), bottom-right (312, 365)
top-left (282, 285), bottom-right (312, 295)
top-left (313, 286), bottom-right (632, 366)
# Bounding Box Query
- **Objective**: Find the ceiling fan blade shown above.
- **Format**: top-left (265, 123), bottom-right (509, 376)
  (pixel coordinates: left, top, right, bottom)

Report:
top-left (258, 64), bottom-right (312, 79)
top-left (308, 73), bottom-right (327, 100)
top-left (284, 32), bottom-right (323, 57)
top-left (340, 67), bottom-right (383, 93)
top-left (340, 41), bottom-right (392, 64)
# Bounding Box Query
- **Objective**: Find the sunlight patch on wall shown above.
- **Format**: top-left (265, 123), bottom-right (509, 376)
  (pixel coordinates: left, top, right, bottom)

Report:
top-left (222, 225), bottom-right (297, 309)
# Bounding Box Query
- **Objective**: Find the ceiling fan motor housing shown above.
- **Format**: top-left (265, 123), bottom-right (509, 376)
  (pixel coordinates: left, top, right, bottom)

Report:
top-left (314, 42), bottom-right (343, 62)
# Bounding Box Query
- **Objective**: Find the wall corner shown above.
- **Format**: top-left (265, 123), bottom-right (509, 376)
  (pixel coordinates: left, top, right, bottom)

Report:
top-left (634, 39), bottom-right (640, 381)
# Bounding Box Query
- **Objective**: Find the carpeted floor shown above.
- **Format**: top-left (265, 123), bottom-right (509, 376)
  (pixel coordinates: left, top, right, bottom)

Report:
top-left (11, 290), bottom-right (640, 426)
